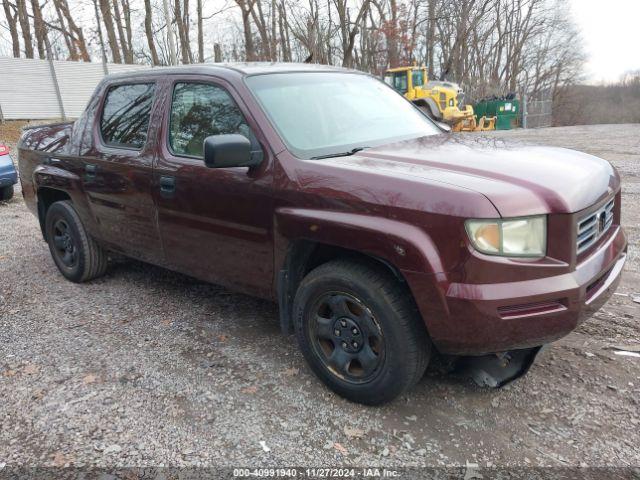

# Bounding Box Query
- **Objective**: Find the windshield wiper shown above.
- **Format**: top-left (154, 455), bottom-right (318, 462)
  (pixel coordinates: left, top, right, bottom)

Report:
top-left (311, 147), bottom-right (369, 160)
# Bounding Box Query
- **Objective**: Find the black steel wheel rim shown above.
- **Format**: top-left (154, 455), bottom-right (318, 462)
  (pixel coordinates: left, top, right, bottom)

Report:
top-left (308, 292), bottom-right (385, 384)
top-left (52, 219), bottom-right (78, 268)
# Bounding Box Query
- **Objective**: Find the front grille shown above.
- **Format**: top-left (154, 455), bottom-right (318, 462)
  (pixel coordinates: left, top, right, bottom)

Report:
top-left (576, 198), bottom-right (614, 254)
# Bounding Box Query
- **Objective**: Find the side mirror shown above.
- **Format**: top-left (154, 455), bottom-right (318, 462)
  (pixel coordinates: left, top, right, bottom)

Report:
top-left (203, 134), bottom-right (261, 168)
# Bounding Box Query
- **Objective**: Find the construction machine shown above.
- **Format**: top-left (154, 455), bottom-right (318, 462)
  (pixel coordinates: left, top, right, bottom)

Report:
top-left (384, 65), bottom-right (495, 132)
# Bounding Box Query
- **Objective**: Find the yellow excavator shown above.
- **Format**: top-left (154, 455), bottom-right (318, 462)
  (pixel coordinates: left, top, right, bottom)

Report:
top-left (384, 65), bottom-right (495, 132)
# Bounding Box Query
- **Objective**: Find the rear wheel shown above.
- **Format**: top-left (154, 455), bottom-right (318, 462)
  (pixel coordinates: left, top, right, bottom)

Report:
top-left (293, 259), bottom-right (431, 405)
top-left (0, 185), bottom-right (13, 201)
top-left (45, 200), bottom-right (108, 283)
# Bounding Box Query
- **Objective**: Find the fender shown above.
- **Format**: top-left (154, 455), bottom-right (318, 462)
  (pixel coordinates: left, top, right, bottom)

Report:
top-left (33, 164), bottom-right (98, 240)
top-left (274, 207), bottom-right (450, 334)
top-left (412, 98), bottom-right (441, 120)
top-left (275, 207), bottom-right (446, 275)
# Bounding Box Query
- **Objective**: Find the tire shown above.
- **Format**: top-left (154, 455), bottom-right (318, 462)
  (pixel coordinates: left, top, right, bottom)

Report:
top-left (293, 259), bottom-right (431, 405)
top-left (44, 200), bottom-right (108, 283)
top-left (0, 185), bottom-right (14, 201)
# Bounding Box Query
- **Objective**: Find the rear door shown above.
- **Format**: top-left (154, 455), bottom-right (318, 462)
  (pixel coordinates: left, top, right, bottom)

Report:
top-left (81, 79), bottom-right (164, 264)
top-left (152, 76), bottom-right (274, 298)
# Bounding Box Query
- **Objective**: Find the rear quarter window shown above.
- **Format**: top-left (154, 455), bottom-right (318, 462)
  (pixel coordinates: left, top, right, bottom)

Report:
top-left (100, 83), bottom-right (155, 149)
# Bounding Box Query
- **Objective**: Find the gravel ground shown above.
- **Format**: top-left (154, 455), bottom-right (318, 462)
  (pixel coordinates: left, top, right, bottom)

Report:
top-left (0, 124), bottom-right (638, 472)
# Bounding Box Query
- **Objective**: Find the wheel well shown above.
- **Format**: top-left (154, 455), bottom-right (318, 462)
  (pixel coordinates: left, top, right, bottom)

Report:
top-left (37, 188), bottom-right (71, 239)
top-left (277, 240), bottom-right (407, 334)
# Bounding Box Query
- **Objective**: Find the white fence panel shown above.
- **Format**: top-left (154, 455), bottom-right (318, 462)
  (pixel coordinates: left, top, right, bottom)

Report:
top-left (0, 57), bottom-right (61, 119)
top-left (0, 57), bottom-right (149, 120)
top-left (53, 60), bottom-right (106, 118)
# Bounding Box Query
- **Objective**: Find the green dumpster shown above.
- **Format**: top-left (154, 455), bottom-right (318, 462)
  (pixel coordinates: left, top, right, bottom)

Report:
top-left (474, 98), bottom-right (520, 130)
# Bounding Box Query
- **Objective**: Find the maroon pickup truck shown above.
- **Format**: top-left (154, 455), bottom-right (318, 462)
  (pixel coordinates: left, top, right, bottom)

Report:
top-left (18, 64), bottom-right (627, 405)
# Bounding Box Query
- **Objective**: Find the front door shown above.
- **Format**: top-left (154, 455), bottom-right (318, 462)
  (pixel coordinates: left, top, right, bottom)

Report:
top-left (153, 78), bottom-right (274, 299)
top-left (81, 80), bottom-right (163, 264)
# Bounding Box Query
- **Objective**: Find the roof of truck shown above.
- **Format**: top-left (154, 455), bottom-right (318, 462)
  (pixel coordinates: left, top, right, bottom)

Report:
top-left (105, 62), bottom-right (357, 81)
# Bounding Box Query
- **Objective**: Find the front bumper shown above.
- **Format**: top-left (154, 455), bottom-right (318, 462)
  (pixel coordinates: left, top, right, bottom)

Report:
top-left (408, 225), bottom-right (627, 355)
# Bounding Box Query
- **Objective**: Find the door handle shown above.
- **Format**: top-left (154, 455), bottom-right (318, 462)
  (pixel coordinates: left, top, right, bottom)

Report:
top-left (85, 164), bottom-right (97, 180)
top-left (159, 176), bottom-right (176, 198)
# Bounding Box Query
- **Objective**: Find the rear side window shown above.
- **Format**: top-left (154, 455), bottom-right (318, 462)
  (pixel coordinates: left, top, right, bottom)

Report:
top-left (169, 82), bottom-right (249, 158)
top-left (100, 83), bottom-right (155, 149)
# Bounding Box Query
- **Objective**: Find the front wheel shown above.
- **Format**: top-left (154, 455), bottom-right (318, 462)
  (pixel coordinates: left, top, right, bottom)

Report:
top-left (0, 185), bottom-right (14, 201)
top-left (293, 259), bottom-right (431, 405)
top-left (45, 200), bottom-right (108, 283)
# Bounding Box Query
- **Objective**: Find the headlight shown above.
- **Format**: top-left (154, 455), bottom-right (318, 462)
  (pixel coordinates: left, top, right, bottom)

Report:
top-left (465, 216), bottom-right (546, 257)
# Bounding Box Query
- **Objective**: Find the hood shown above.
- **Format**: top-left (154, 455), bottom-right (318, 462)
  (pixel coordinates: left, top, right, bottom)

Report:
top-left (324, 135), bottom-right (618, 217)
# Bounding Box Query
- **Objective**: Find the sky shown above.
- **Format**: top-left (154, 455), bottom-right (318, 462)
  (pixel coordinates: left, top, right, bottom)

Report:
top-left (570, 0), bottom-right (640, 83)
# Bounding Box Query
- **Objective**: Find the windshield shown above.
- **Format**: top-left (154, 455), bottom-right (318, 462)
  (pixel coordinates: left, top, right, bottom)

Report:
top-left (245, 72), bottom-right (440, 159)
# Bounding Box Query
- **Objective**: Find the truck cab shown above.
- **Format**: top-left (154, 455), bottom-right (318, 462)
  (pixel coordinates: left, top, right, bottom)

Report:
top-left (17, 64), bottom-right (626, 405)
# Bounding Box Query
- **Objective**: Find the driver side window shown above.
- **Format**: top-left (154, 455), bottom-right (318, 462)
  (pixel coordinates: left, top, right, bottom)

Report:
top-left (169, 82), bottom-right (251, 158)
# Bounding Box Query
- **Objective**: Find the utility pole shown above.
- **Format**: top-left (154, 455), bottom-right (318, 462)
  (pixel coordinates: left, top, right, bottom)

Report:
top-left (162, 0), bottom-right (177, 65)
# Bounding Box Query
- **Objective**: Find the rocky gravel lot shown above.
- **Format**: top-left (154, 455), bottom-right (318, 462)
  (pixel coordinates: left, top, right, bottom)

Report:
top-left (0, 123), bottom-right (638, 473)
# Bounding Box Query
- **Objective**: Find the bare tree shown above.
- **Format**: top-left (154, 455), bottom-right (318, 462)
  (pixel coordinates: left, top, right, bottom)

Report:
top-left (15, 0), bottom-right (34, 58)
top-left (2, 0), bottom-right (21, 57)
top-left (143, 0), bottom-right (160, 65)
top-left (99, 0), bottom-right (122, 62)
top-left (235, 0), bottom-right (257, 61)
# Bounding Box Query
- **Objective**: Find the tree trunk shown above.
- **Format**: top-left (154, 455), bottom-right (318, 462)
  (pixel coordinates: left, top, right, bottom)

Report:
top-left (111, 0), bottom-right (131, 62)
top-left (53, 0), bottom-right (76, 59)
top-left (99, 0), bottom-right (122, 63)
top-left (16, 0), bottom-right (34, 58)
top-left (121, 0), bottom-right (133, 63)
top-left (236, 0), bottom-right (257, 61)
top-left (143, 0), bottom-right (160, 65)
top-left (197, 0), bottom-right (203, 62)
top-left (425, 0), bottom-right (436, 78)
top-left (174, 0), bottom-right (190, 63)
top-left (2, 1), bottom-right (21, 57)
top-left (30, 0), bottom-right (46, 59)
top-left (93, 0), bottom-right (109, 66)
top-left (214, 43), bottom-right (222, 62)
top-left (55, 0), bottom-right (91, 61)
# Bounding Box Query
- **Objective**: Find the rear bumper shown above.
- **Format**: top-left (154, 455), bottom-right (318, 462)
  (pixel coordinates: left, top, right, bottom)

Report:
top-left (0, 154), bottom-right (18, 187)
top-left (407, 226), bottom-right (627, 355)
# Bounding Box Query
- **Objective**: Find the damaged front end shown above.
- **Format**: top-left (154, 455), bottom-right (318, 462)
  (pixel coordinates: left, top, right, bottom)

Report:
top-left (454, 346), bottom-right (544, 388)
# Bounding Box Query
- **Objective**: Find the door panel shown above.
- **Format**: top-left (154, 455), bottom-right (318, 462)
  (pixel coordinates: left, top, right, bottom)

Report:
top-left (81, 81), bottom-right (163, 264)
top-left (153, 78), bottom-right (274, 299)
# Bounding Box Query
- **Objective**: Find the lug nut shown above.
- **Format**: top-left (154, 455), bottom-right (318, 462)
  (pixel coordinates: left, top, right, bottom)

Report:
top-left (334, 329), bottom-right (340, 336)
top-left (352, 328), bottom-right (358, 335)
top-left (341, 342), bottom-right (348, 349)
top-left (352, 341), bottom-right (358, 348)
top-left (340, 320), bottom-right (347, 327)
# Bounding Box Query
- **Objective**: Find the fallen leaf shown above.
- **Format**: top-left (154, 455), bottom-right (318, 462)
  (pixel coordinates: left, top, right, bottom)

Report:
top-left (218, 334), bottom-right (229, 342)
top-left (83, 374), bottom-right (98, 385)
top-left (3, 370), bottom-right (17, 377)
top-left (242, 386), bottom-right (258, 394)
top-left (52, 452), bottom-right (71, 467)
top-left (283, 367), bottom-right (299, 376)
top-left (161, 319), bottom-right (172, 326)
top-left (343, 426), bottom-right (365, 438)
top-left (333, 442), bottom-right (347, 454)
top-left (22, 364), bottom-right (38, 375)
